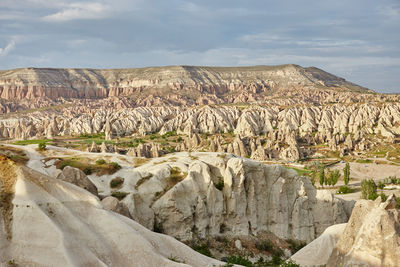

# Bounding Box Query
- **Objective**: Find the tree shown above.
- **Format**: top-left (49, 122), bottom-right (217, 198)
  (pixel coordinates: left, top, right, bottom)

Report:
top-left (327, 169), bottom-right (340, 186)
top-left (361, 179), bottom-right (378, 200)
top-left (309, 171), bottom-right (317, 186)
top-left (343, 162), bottom-right (350, 185)
top-left (319, 166), bottom-right (325, 187)
top-left (325, 171), bottom-right (332, 186)
top-left (378, 181), bottom-right (385, 190)
top-left (332, 170), bottom-right (340, 186)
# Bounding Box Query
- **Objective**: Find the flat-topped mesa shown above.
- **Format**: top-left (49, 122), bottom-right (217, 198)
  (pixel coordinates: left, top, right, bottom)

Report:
top-left (0, 65), bottom-right (371, 100)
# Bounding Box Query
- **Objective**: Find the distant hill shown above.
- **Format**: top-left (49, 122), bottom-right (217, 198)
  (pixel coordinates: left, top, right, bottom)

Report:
top-left (0, 64), bottom-right (372, 104)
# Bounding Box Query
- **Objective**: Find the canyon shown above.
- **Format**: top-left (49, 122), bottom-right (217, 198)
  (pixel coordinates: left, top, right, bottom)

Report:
top-left (0, 64), bottom-right (399, 266)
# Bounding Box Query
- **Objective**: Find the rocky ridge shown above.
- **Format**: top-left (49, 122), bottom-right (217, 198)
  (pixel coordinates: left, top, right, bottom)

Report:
top-left (0, 65), bottom-right (370, 102)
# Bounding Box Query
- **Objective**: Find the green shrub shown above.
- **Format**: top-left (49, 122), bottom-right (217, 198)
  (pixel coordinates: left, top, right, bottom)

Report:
top-left (361, 179), bottom-right (377, 200)
top-left (280, 260), bottom-right (301, 267)
top-left (383, 176), bottom-right (399, 185)
top-left (153, 221), bottom-right (163, 233)
top-left (107, 162), bottom-right (121, 173)
top-left (96, 159), bottom-right (106, 165)
top-left (110, 177), bottom-right (124, 188)
top-left (111, 191), bottom-right (129, 200)
top-left (134, 138), bottom-right (145, 144)
top-left (222, 255), bottom-right (252, 267)
top-left (215, 176), bottom-right (224, 190)
top-left (356, 159), bottom-right (372, 163)
top-left (378, 181), bottom-right (385, 189)
top-left (337, 185), bottom-right (355, 194)
top-left (168, 255), bottom-right (184, 263)
top-left (379, 192), bottom-right (387, 202)
top-left (193, 244), bottom-right (212, 257)
top-left (255, 240), bottom-right (274, 252)
top-left (286, 239), bottom-right (306, 253)
top-left (162, 130), bottom-right (177, 138)
top-left (165, 146), bottom-right (176, 153)
top-left (83, 167), bottom-right (93, 175)
top-left (38, 142), bottom-right (46, 151)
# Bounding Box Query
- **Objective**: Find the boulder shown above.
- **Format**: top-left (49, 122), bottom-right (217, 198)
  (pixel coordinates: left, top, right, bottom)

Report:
top-left (102, 196), bottom-right (132, 218)
top-left (56, 166), bottom-right (98, 196)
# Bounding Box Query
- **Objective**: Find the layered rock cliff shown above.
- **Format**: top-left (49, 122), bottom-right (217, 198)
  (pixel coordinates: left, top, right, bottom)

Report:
top-left (0, 65), bottom-right (371, 103)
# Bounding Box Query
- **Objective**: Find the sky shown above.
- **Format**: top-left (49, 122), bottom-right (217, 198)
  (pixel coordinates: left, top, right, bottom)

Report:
top-left (0, 0), bottom-right (399, 93)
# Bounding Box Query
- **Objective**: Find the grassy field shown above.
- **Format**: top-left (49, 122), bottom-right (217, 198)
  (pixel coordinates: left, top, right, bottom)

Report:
top-left (287, 167), bottom-right (313, 176)
top-left (12, 139), bottom-right (53, 146)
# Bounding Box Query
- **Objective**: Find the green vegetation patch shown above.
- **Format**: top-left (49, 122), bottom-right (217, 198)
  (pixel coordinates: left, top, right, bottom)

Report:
top-left (12, 139), bottom-right (53, 146)
top-left (111, 191), bottom-right (129, 200)
top-left (135, 173), bottom-right (153, 189)
top-left (337, 185), bottom-right (355, 194)
top-left (169, 167), bottom-right (187, 184)
top-left (287, 167), bottom-right (312, 176)
top-left (38, 142), bottom-right (46, 151)
top-left (0, 146), bottom-right (29, 164)
top-left (95, 158), bottom-right (106, 165)
top-left (110, 177), bottom-right (124, 188)
top-left (215, 176), bottom-right (224, 191)
top-left (193, 243), bottom-right (213, 257)
top-left (361, 179), bottom-right (378, 200)
top-left (55, 157), bottom-right (121, 175)
top-left (356, 159), bottom-right (373, 164)
top-left (133, 157), bottom-right (151, 167)
top-left (286, 239), bottom-right (306, 253)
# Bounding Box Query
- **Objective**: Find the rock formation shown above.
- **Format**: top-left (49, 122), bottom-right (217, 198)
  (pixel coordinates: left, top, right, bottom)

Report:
top-left (1, 102), bottom-right (399, 161)
top-left (292, 195), bottom-right (400, 267)
top-left (327, 195), bottom-right (400, 267)
top-left (102, 196), bottom-right (132, 218)
top-left (291, 223), bottom-right (347, 266)
top-left (0, 155), bottom-right (222, 266)
top-left (56, 166), bottom-right (98, 196)
top-left (93, 152), bottom-right (351, 243)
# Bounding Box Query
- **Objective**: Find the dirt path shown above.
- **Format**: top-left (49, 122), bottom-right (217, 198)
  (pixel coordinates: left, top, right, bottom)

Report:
top-left (329, 162), bottom-right (400, 183)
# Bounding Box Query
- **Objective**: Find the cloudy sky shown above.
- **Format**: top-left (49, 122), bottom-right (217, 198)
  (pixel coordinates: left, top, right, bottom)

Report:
top-left (0, 0), bottom-right (399, 93)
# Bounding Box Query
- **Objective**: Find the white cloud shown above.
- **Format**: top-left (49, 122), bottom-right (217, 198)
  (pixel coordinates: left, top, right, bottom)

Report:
top-left (379, 4), bottom-right (400, 19)
top-left (43, 2), bottom-right (109, 22)
top-left (239, 33), bottom-right (369, 49)
top-left (0, 39), bottom-right (16, 57)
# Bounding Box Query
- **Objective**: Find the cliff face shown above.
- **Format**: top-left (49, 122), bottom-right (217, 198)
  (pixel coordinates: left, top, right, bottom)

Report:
top-left (0, 65), bottom-right (371, 101)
